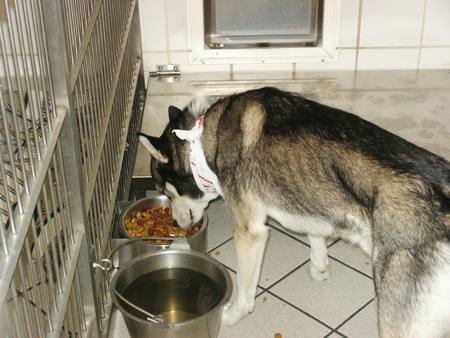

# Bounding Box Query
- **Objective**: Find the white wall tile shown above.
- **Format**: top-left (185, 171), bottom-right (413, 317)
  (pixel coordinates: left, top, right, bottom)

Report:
top-left (232, 63), bottom-right (294, 73)
top-left (139, 0), bottom-right (167, 51)
top-left (168, 51), bottom-right (189, 65)
top-left (420, 48), bottom-right (450, 69)
top-left (296, 49), bottom-right (357, 71)
top-left (357, 49), bottom-right (420, 70)
top-left (338, 0), bottom-right (360, 48)
top-left (170, 52), bottom-right (230, 72)
top-left (423, 0), bottom-right (450, 46)
top-left (143, 52), bottom-right (168, 72)
top-left (231, 63), bottom-right (294, 80)
top-left (360, 0), bottom-right (424, 47)
top-left (166, 0), bottom-right (189, 50)
top-left (138, 0), bottom-right (450, 73)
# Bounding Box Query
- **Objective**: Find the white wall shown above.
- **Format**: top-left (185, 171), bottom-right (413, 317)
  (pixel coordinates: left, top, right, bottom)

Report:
top-left (139, 0), bottom-right (450, 73)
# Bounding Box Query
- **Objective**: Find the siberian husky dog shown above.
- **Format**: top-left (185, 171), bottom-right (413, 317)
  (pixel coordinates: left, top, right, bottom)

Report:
top-left (139, 87), bottom-right (450, 338)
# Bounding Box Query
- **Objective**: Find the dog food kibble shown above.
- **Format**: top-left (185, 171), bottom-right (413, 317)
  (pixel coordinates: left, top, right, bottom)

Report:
top-left (123, 206), bottom-right (202, 241)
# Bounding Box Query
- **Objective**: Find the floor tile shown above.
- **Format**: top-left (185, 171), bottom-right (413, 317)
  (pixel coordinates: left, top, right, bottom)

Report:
top-left (206, 199), bottom-right (234, 251)
top-left (270, 261), bottom-right (375, 328)
top-left (338, 301), bottom-right (379, 338)
top-left (212, 228), bottom-right (311, 288)
top-left (328, 241), bottom-right (373, 277)
top-left (218, 292), bottom-right (330, 338)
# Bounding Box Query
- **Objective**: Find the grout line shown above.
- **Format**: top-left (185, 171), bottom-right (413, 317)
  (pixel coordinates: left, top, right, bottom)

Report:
top-left (323, 330), bottom-right (349, 338)
top-left (212, 227), bottom-right (374, 336)
top-left (329, 256), bottom-right (373, 280)
top-left (339, 45), bottom-right (450, 50)
top-left (333, 298), bottom-right (375, 332)
top-left (327, 238), bottom-right (341, 248)
top-left (215, 244), bottom-right (308, 293)
top-left (216, 236), bottom-right (313, 292)
top-left (267, 222), bottom-right (340, 249)
top-left (143, 45), bottom-right (450, 54)
top-left (421, 45), bottom-right (450, 48)
top-left (417, 0), bottom-right (429, 70)
top-left (266, 222), bottom-right (311, 247)
top-left (267, 290), bottom-right (335, 331)
top-left (223, 268), bottom-right (276, 299)
top-left (142, 49), bottom-right (191, 54)
top-left (207, 236), bottom-right (233, 254)
top-left (354, 0), bottom-right (364, 73)
top-left (265, 259), bottom-right (311, 291)
top-left (220, 258), bottom-right (372, 336)
top-left (216, 251), bottom-right (308, 293)
top-left (163, 0), bottom-right (171, 63)
top-left (256, 288), bottom-right (265, 298)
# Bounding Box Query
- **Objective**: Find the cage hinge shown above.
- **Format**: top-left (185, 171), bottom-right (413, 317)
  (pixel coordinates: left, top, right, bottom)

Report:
top-left (149, 64), bottom-right (181, 77)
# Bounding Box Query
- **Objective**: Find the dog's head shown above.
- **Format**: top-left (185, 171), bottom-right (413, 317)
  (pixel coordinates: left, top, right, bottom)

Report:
top-left (139, 98), bottom-right (217, 228)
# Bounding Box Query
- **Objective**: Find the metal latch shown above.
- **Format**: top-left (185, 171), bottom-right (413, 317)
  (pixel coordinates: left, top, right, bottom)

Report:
top-left (92, 258), bottom-right (113, 272)
top-left (149, 64), bottom-right (181, 77)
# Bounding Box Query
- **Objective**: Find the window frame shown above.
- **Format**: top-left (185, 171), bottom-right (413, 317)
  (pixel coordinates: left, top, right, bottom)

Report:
top-left (188, 0), bottom-right (341, 64)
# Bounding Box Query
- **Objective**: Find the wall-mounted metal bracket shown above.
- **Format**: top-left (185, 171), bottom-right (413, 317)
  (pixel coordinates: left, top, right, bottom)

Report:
top-left (149, 64), bottom-right (181, 77)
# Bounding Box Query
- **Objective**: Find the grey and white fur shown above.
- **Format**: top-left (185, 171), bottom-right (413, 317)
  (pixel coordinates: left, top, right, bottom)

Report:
top-left (139, 87), bottom-right (450, 338)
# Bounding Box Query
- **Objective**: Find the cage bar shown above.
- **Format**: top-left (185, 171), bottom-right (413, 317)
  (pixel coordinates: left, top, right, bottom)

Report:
top-left (1, 0), bottom-right (145, 335)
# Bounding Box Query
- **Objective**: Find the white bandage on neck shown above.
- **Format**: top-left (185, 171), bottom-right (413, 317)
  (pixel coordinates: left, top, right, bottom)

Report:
top-left (172, 116), bottom-right (223, 197)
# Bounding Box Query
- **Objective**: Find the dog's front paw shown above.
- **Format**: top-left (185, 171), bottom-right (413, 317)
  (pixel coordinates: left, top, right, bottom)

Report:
top-left (309, 263), bottom-right (330, 281)
top-left (221, 301), bottom-right (253, 326)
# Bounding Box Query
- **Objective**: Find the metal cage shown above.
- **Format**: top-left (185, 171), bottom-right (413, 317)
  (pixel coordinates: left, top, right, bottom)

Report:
top-left (0, 0), bottom-right (145, 336)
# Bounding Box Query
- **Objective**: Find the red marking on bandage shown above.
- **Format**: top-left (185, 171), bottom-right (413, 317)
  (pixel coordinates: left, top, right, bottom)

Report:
top-left (198, 174), bottom-right (213, 184)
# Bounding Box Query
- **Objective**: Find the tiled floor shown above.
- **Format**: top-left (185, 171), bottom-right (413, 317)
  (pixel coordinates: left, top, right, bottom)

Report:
top-left (109, 199), bottom-right (379, 338)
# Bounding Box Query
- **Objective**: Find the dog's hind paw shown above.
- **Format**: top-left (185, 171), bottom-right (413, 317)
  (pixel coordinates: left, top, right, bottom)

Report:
top-left (221, 302), bottom-right (252, 326)
top-left (309, 263), bottom-right (330, 281)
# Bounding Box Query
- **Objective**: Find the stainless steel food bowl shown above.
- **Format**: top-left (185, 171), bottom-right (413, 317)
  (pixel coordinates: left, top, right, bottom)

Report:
top-left (119, 195), bottom-right (207, 253)
top-left (111, 241), bottom-right (232, 338)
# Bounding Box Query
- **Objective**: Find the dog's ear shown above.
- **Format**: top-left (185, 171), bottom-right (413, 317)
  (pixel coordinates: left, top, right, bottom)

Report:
top-left (168, 105), bottom-right (183, 122)
top-left (138, 133), bottom-right (169, 164)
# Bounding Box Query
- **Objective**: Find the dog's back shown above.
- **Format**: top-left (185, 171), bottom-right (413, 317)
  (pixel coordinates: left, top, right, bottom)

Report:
top-left (207, 87), bottom-right (449, 215)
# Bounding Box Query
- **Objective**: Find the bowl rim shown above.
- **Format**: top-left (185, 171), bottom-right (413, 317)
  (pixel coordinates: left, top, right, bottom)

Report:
top-left (119, 195), bottom-right (208, 244)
